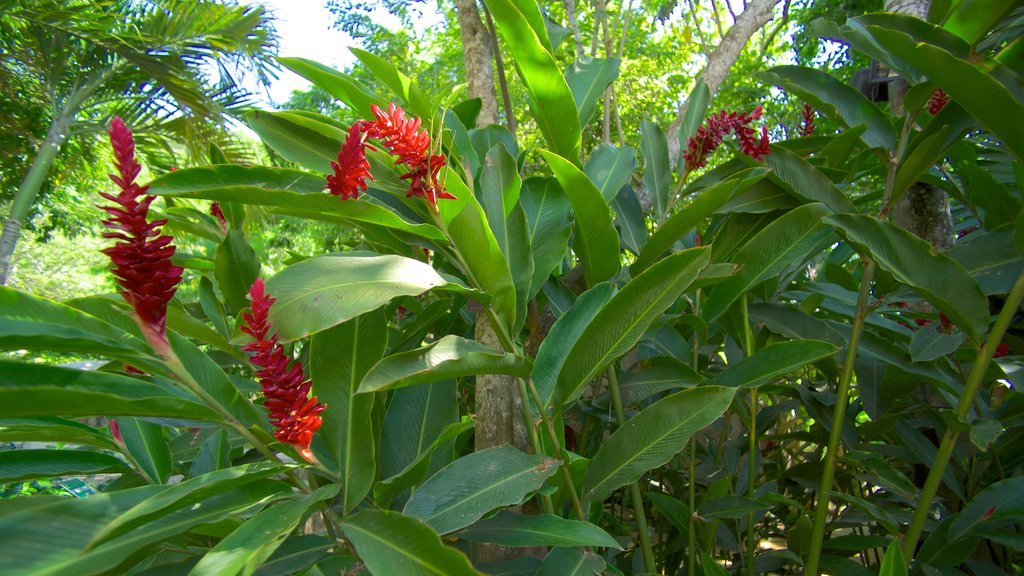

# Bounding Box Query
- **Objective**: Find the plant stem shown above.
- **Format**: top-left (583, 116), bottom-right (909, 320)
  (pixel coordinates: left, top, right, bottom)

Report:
top-left (688, 437), bottom-right (698, 576)
top-left (516, 376), bottom-right (555, 515)
top-left (606, 365), bottom-right (657, 572)
top-left (901, 270), bottom-right (1024, 563)
top-left (741, 294), bottom-right (757, 575)
top-left (524, 377), bottom-right (588, 521)
top-left (805, 260), bottom-right (877, 576)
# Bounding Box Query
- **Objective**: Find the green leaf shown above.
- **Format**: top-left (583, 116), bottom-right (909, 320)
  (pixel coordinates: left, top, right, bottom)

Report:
top-left (584, 144), bottom-right (636, 203)
top-left (565, 57), bottom-right (620, 126)
top-left (189, 485), bottom-right (339, 576)
top-left (342, 509), bottom-right (480, 576)
top-left (310, 309), bottom-right (386, 511)
top-left (379, 382), bottom-right (458, 486)
top-left (403, 445), bottom-right (559, 534)
top-left (540, 149), bottom-right (620, 287)
top-left (536, 547), bottom-right (605, 576)
top-left (959, 162), bottom-right (1023, 229)
top-left (825, 214), bottom-right (989, 342)
top-left (215, 230), bottom-right (261, 315)
top-left (697, 495), bottom-right (770, 519)
top-left (700, 550), bottom-right (731, 576)
top-left (552, 248), bottom-right (711, 410)
top-left (613, 185), bottom-right (649, 255)
top-left (350, 47), bottom-right (432, 119)
top-left (582, 386), bottom-right (735, 503)
top-left (117, 417), bottom-right (173, 484)
top-left (633, 168), bottom-right (769, 275)
top-left (520, 177), bottom-right (573, 298)
top-left (483, 0), bottom-right (581, 162)
top-left (641, 120), bottom-right (672, 220)
top-left (0, 449), bottom-right (129, 483)
top-left (278, 57), bottom-right (383, 117)
top-left (189, 428), bottom-right (230, 478)
top-left (0, 360), bottom-right (219, 421)
top-left (948, 228), bottom-right (1024, 295)
top-left (760, 65), bottom-right (896, 150)
top-left (618, 357), bottom-right (704, 406)
top-left (168, 332), bottom-right (263, 428)
top-left (878, 542), bottom-right (907, 576)
top-left (948, 477), bottom-right (1024, 542)
top-left (0, 417), bottom-right (116, 450)
top-left (762, 146), bottom-right (856, 213)
top-left (264, 253), bottom-right (451, 341)
top-left (246, 110), bottom-right (340, 174)
top-left (943, 0), bottom-right (1017, 45)
top-left (909, 324), bottom-right (965, 362)
top-left (447, 197), bottom-right (518, 329)
top-left (678, 80), bottom-right (711, 167)
top-left (709, 340), bottom-right (838, 388)
top-left (250, 535), bottom-right (333, 576)
top-left (458, 511), bottom-right (621, 549)
top-left (150, 164), bottom-right (325, 195)
top-left (892, 108), bottom-right (974, 204)
top-left (359, 335), bottom-right (532, 393)
top-left (375, 418), bottom-right (474, 510)
top-left (703, 203), bottom-right (834, 322)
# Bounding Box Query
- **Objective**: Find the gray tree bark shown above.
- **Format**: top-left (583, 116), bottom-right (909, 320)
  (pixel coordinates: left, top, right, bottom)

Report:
top-left (455, 0), bottom-right (499, 126)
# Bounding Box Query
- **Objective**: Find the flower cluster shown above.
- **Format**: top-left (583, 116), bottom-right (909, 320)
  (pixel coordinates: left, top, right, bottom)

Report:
top-left (928, 88), bottom-right (950, 115)
top-left (684, 105), bottom-right (772, 172)
top-left (326, 103), bottom-right (454, 204)
top-left (100, 117), bottom-right (183, 351)
top-left (241, 278), bottom-right (326, 462)
top-left (210, 201), bottom-right (228, 235)
top-left (800, 103), bottom-right (816, 137)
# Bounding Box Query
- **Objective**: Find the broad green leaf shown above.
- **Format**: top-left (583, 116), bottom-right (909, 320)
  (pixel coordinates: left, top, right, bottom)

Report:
top-left (613, 185), bottom-right (648, 254)
top-left (403, 445), bottom-right (559, 534)
top-left (959, 162), bottom-right (1022, 229)
top-left (536, 547), bottom-right (605, 576)
top-left (641, 120), bottom-right (672, 220)
top-left (0, 449), bottom-right (129, 483)
top-left (825, 214), bottom-right (989, 342)
top-left (117, 417), bottom-right (173, 484)
top-left (250, 534), bottom-right (333, 576)
top-left (584, 143), bottom-right (636, 203)
top-left (189, 485), bottom-right (339, 576)
top-left (817, 125), bottom-right (867, 169)
top-left (540, 149), bottom-right (620, 287)
top-left (948, 477), bottom-right (1024, 542)
top-left (279, 57), bottom-right (382, 116)
top-left (505, 0), bottom-right (553, 52)
top-left (166, 302), bottom-right (244, 361)
top-left (892, 107), bottom-right (974, 204)
top-left (457, 511), bottom-right (621, 549)
top-left (552, 248), bottom-right (711, 410)
top-left (909, 324), bottom-right (965, 362)
top-left (149, 164), bottom-right (325, 195)
top-left (470, 125), bottom-right (519, 163)
top-left (534, 283), bottom-right (616, 408)
top-left (310, 309), bottom-right (386, 511)
top-left (189, 428), bottom-right (230, 479)
top-left (215, 230), bottom-right (261, 315)
top-left (698, 495), bottom-right (770, 519)
top-left (617, 357), bottom-right (703, 406)
top-left (581, 386), bottom-right (734, 503)
top-left (943, 0), bottom-right (1017, 45)
top-left (350, 47), bottom-right (432, 119)
top-left (633, 168), bottom-right (769, 275)
top-left (264, 253), bottom-right (450, 341)
top-left (878, 542), bottom-right (907, 576)
top-left (565, 57), bottom-right (620, 126)
top-left (709, 340), bottom-right (839, 388)
top-left (342, 509), bottom-right (480, 576)
top-left (678, 80), bottom-right (711, 167)
top-left (700, 550), bottom-right (731, 576)
top-left (379, 381), bottom-right (458, 483)
top-left (246, 110), bottom-right (341, 174)
top-left (750, 303), bottom-right (846, 347)
top-left (0, 417), bottom-right (117, 450)
top-left (483, 0), bottom-right (581, 162)
top-left (760, 65), bottom-right (896, 150)
top-left (168, 331), bottom-right (264, 428)
top-left (0, 360), bottom-right (219, 421)
top-left (761, 146), bottom-right (856, 213)
top-left (358, 335), bottom-right (532, 393)
top-left (520, 177), bottom-right (573, 298)
top-left (481, 143), bottom-right (522, 216)
top-left (703, 203), bottom-right (834, 322)
top-left (375, 418), bottom-right (474, 510)
top-left (447, 197), bottom-right (518, 330)
top-left (717, 180), bottom-right (799, 214)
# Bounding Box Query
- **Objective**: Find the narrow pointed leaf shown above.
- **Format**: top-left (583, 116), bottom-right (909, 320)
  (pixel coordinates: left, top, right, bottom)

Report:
top-left (565, 57), bottom-right (620, 126)
top-left (0, 417), bottom-right (117, 450)
top-left (584, 144), bottom-right (636, 203)
top-left (709, 340), bottom-right (839, 388)
top-left (448, 197), bottom-right (518, 329)
top-left (697, 495), bottom-right (770, 519)
top-left (279, 57), bottom-right (383, 116)
top-left (350, 47), bottom-right (433, 119)
top-left (910, 325), bottom-right (965, 362)
top-left (458, 511), bottom-right (621, 549)
top-left (520, 177), bottom-right (573, 298)
top-left (762, 146), bottom-right (856, 213)
top-left (117, 417), bottom-right (172, 484)
top-left (642, 120), bottom-right (671, 219)
top-left (214, 230), bottom-right (261, 315)
top-left (375, 418), bottom-right (474, 510)
top-left (342, 509), bottom-right (480, 576)
top-left (677, 80), bottom-right (711, 166)
top-left (0, 450), bottom-right (129, 483)
top-left (189, 428), bottom-right (230, 478)
top-left (149, 164), bottom-right (325, 194)
top-left (613, 185), bottom-right (648, 254)
top-left (536, 548), bottom-right (605, 576)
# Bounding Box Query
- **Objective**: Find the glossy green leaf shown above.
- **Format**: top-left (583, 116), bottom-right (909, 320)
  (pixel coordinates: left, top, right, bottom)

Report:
top-left (943, 0), bottom-right (1017, 45)
top-left (168, 332), bottom-right (264, 427)
top-left (375, 418), bottom-right (473, 510)
top-left (633, 168), bottom-right (769, 275)
top-left (342, 509), bottom-right (480, 576)
top-left (520, 177), bottom-right (573, 298)
top-left (909, 324), bottom-right (965, 362)
top-left (166, 302), bottom-right (244, 361)
top-left (959, 162), bottom-right (1022, 229)
top-left (310, 309), bottom-right (386, 511)
top-left (826, 214), bottom-right (989, 342)
top-left (641, 120), bottom-right (672, 219)
top-left (189, 428), bottom-right (230, 479)
top-left (704, 203), bottom-right (834, 321)
top-left (404, 445), bottom-right (559, 534)
top-left (540, 149), bottom-right (620, 287)
top-left (149, 164), bottom-right (325, 195)
top-left (279, 56), bottom-right (382, 117)
top-left (878, 542), bottom-right (907, 576)
top-left (892, 108), bottom-right (974, 204)
top-left (214, 230), bottom-right (260, 315)
top-left (536, 547), bottom-right (605, 576)
top-left (457, 511), bottom-right (621, 549)
top-left (0, 417), bottom-right (117, 450)
top-left (264, 253), bottom-right (450, 341)
top-left (249, 535), bottom-right (333, 576)
top-left (0, 449), bottom-right (129, 483)
top-left (678, 80), bottom-right (711, 167)
top-left (483, 0), bottom-right (581, 162)
top-left (246, 110), bottom-right (340, 174)
top-left (117, 417), bottom-right (172, 484)
top-left (760, 65), bottom-right (896, 150)
top-left (552, 248), bottom-right (710, 410)
top-left (582, 386), bottom-right (735, 503)
top-left (379, 381), bottom-right (458, 486)
top-left (613, 185), bottom-right (648, 255)
top-left (762, 145), bottom-right (856, 213)
top-left (447, 197), bottom-right (518, 329)
top-left (709, 340), bottom-right (838, 388)
top-left (617, 357), bottom-right (703, 406)
top-left (948, 477), bottom-right (1024, 542)
top-left (697, 495), bottom-right (770, 519)
top-left (189, 485), bottom-right (339, 576)
top-left (359, 335), bottom-right (532, 393)
top-left (584, 143), bottom-right (636, 203)
top-left (565, 57), bottom-right (620, 126)
top-left (350, 47), bottom-right (432, 119)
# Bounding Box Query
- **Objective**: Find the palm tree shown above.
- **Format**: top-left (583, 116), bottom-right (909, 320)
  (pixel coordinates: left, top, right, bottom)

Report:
top-left (0, 0), bottom-right (278, 284)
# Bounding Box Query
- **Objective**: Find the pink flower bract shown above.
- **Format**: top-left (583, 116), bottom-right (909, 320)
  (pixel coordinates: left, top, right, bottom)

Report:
top-left (928, 88), bottom-right (950, 115)
top-left (327, 123), bottom-right (373, 199)
top-left (684, 105), bottom-right (772, 172)
top-left (801, 103), bottom-right (816, 137)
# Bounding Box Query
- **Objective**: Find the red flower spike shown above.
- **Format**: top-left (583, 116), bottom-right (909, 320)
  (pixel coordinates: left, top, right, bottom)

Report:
top-left (365, 103), bottom-right (453, 204)
top-left (108, 419), bottom-right (123, 444)
top-left (241, 278), bottom-right (326, 462)
top-left (684, 105), bottom-right (772, 172)
top-left (327, 123), bottom-right (373, 199)
top-left (994, 343), bottom-right (1011, 358)
top-left (928, 88), bottom-right (950, 115)
top-left (210, 202), bottom-right (228, 235)
top-left (801, 103), bottom-right (816, 137)
top-left (100, 117), bottom-right (184, 353)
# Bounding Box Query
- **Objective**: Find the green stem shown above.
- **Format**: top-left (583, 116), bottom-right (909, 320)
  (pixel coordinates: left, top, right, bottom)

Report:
top-left (607, 365), bottom-right (656, 573)
top-left (688, 437), bottom-right (698, 576)
top-left (741, 294), bottom-right (757, 575)
top-left (516, 377), bottom-right (555, 515)
top-left (805, 260), bottom-right (877, 576)
top-left (524, 377), bottom-right (588, 521)
top-left (901, 270), bottom-right (1024, 563)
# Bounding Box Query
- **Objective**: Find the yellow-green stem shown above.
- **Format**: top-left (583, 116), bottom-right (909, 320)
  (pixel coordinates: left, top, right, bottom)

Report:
top-left (901, 270), bottom-right (1024, 563)
top-left (524, 377), bottom-right (588, 521)
top-left (741, 294), bottom-right (758, 575)
top-left (688, 437), bottom-right (697, 576)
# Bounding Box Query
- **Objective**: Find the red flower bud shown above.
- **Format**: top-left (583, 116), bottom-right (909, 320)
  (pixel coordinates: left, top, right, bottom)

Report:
top-left (800, 103), bottom-right (816, 137)
top-left (928, 88), bottom-right (950, 115)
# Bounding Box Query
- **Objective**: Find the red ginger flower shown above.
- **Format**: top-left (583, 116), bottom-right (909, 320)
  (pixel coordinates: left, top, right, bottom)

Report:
top-left (801, 103), bottom-right (816, 137)
top-left (210, 202), bottom-right (228, 235)
top-left (684, 105), bottom-right (772, 172)
top-left (241, 278), bottom-right (325, 463)
top-left (327, 123), bottom-right (374, 199)
top-left (100, 117), bottom-right (183, 352)
top-left (928, 88), bottom-right (950, 115)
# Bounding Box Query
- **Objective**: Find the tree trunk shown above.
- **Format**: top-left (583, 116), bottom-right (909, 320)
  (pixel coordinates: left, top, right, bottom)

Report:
top-left (455, 0), bottom-right (499, 126)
